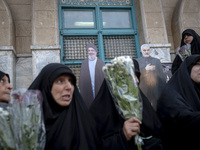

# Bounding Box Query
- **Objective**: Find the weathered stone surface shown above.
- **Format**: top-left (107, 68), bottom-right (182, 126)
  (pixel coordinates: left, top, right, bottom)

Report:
top-left (16, 57), bottom-right (32, 88)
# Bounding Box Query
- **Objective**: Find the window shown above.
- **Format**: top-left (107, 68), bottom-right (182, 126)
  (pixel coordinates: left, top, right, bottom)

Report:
top-left (58, 1), bottom-right (140, 84)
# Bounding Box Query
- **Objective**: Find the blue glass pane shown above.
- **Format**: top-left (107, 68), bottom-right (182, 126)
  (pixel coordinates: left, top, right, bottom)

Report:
top-left (102, 11), bottom-right (131, 28)
top-left (64, 10), bottom-right (94, 28)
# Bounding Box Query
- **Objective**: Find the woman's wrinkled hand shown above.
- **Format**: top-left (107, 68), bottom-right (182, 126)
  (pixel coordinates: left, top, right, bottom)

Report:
top-left (123, 117), bottom-right (142, 141)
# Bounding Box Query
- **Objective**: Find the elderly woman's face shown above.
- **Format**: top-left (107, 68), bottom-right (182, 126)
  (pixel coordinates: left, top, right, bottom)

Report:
top-left (0, 75), bottom-right (12, 102)
top-left (184, 34), bottom-right (193, 44)
top-left (51, 74), bottom-right (75, 107)
top-left (190, 60), bottom-right (200, 84)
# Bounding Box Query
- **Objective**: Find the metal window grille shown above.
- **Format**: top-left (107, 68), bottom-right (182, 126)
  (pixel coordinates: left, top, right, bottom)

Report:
top-left (67, 64), bottom-right (81, 87)
top-left (103, 35), bottom-right (137, 59)
top-left (63, 36), bottom-right (98, 61)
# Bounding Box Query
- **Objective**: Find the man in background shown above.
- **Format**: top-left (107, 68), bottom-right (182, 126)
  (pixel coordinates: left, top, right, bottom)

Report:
top-left (137, 44), bottom-right (166, 111)
top-left (79, 43), bottom-right (105, 109)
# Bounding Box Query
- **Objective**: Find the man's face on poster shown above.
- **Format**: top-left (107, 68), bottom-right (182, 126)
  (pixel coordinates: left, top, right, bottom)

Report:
top-left (88, 47), bottom-right (97, 61)
top-left (141, 46), bottom-right (150, 57)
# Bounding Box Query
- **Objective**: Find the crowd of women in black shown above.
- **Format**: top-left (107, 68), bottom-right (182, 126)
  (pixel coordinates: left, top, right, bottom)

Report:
top-left (1, 28), bottom-right (200, 150)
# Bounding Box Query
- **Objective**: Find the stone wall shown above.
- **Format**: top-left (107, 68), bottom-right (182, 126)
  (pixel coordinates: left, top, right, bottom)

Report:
top-left (31, 0), bottom-right (60, 80)
top-left (0, 0), bottom-right (200, 89)
top-left (0, 0), bottom-right (60, 89)
top-left (161, 0), bottom-right (178, 59)
top-left (6, 0), bottom-right (32, 54)
top-left (0, 46), bottom-right (16, 88)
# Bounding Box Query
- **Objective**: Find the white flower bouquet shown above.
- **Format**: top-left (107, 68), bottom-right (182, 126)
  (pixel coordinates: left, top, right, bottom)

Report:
top-left (102, 56), bottom-right (143, 150)
top-left (0, 89), bottom-right (46, 150)
top-left (177, 44), bottom-right (191, 61)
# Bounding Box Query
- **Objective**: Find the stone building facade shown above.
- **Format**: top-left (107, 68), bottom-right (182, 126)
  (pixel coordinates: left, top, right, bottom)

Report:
top-left (0, 0), bottom-right (199, 89)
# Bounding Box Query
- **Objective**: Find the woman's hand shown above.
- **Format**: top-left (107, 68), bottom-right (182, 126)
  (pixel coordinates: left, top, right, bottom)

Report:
top-left (123, 117), bottom-right (141, 141)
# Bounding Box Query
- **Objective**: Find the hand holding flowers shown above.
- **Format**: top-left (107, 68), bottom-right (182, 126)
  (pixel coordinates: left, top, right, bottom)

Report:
top-left (102, 56), bottom-right (143, 150)
top-left (177, 44), bottom-right (191, 61)
top-left (0, 89), bottom-right (45, 150)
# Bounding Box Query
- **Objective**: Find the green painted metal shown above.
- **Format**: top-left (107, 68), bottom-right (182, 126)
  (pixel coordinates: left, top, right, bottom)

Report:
top-left (58, 0), bottom-right (141, 66)
top-left (58, 0), bottom-right (133, 6)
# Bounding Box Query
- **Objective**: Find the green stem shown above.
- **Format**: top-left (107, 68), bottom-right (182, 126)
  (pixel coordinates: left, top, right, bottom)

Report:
top-left (137, 143), bottom-right (142, 150)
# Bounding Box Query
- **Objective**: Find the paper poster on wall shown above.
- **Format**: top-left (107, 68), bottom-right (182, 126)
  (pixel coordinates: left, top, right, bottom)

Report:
top-left (150, 48), bottom-right (171, 63)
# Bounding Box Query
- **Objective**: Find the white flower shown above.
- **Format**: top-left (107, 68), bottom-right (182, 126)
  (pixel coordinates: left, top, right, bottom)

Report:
top-left (26, 107), bottom-right (29, 112)
top-left (0, 89), bottom-right (46, 150)
top-left (102, 65), bottom-right (107, 71)
top-left (0, 107), bottom-right (3, 113)
top-left (2, 110), bottom-right (9, 116)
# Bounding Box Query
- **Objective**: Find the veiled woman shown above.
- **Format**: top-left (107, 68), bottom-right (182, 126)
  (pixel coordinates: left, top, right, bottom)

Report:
top-left (157, 55), bottom-right (200, 150)
top-left (28, 63), bottom-right (100, 150)
top-left (171, 29), bottom-right (200, 74)
top-left (0, 71), bottom-right (12, 108)
top-left (90, 59), bottom-right (164, 150)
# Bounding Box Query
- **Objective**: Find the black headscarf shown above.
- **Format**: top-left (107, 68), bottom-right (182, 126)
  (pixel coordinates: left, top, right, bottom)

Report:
top-left (86, 43), bottom-right (98, 52)
top-left (0, 71), bottom-right (11, 107)
top-left (171, 29), bottom-right (200, 74)
top-left (157, 55), bottom-right (200, 150)
top-left (90, 59), bottom-right (164, 150)
top-left (0, 71), bottom-right (10, 83)
top-left (28, 63), bottom-right (99, 150)
top-left (180, 29), bottom-right (200, 53)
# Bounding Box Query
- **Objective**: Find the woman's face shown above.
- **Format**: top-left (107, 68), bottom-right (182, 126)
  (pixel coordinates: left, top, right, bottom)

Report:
top-left (0, 75), bottom-right (12, 102)
top-left (51, 74), bottom-right (75, 107)
top-left (183, 34), bottom-right (194, 44)
top-left (190, 60), bottom-right (200, 84)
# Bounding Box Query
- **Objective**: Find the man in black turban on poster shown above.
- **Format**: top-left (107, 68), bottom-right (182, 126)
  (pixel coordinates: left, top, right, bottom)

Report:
top-left (79, 43), bottom-right (105, 109)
